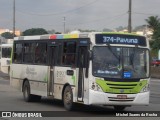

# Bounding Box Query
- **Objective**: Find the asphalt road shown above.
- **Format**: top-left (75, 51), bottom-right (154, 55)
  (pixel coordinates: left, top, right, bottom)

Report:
top-left (0, 72), bottom-right (160, 120)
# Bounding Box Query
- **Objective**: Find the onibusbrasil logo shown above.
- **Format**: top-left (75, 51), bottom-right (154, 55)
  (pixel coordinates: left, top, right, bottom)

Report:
top-left (1, 112), bottom-right (42, 118)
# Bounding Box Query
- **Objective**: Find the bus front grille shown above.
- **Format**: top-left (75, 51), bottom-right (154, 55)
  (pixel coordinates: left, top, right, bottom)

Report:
top-left (106, 83), bottom-right (137, 90)
top-left (108, 97), bottom-right (135, 102)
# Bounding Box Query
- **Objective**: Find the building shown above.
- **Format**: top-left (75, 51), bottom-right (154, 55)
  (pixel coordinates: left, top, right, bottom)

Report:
top-left (136, 29), bottom-right (153, 41)
top-left (0, 29), bottom-right (21, 36)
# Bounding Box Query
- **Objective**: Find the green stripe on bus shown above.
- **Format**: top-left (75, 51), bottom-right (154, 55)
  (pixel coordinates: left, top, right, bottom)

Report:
top-left (10, 42), bottom-right (14, 64)
top-left (72, 75), bottom-right (76, 85)
top-left (44, 74), bottom-right (48, 82)
top-left (96, 79), bottom-right (148, 94)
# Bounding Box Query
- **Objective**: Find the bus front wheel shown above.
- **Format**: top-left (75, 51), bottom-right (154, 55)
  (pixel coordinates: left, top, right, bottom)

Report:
top-left (63, 86), bottom-right (74, 111)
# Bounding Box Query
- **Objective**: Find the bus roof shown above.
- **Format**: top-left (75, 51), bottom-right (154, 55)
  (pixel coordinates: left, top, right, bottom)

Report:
top-left (14, 32), bottom-right (145, 41)
top-left (14, 33), bottom-right (89, 41)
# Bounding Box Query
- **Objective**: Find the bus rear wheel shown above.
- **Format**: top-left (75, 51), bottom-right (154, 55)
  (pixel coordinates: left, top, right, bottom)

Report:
top-left (23, 81), bottom-right (41, 102)
top-left (63, 86), bottom-right (74, 111)
top-left (23, 81), bottom-right (32, 102)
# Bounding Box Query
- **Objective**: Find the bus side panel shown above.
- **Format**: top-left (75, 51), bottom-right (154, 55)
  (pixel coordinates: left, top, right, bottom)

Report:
top-left (53, 66), bottom-right (90, 104)
top-left (53, 66), bottom-right (77, 101)
top-left (10, 64), bottom-right (23, 91)
top-left (30, 81), bottom-right (47, 96)
top-left (10, 64), bottom-right (49, 96)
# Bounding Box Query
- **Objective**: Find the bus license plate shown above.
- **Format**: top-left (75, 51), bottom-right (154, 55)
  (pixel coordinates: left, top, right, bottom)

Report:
top-left (117, 95), bottom-right (127, 99)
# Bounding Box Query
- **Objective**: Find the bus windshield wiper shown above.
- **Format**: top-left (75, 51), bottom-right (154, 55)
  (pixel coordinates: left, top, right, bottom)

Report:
top-left (106, 43), bottom-right (120, 62)
top-left (130, 46), bottom-right (138, 71)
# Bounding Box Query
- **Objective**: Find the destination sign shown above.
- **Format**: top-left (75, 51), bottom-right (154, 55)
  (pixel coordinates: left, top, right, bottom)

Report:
top-left (95, 34), bottom-right (146, 46)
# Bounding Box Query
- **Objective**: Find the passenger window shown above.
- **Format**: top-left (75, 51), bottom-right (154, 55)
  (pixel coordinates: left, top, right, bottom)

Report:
top-left (23, 43), bottom-right (36, 63)
top-left (62, 42), bottom-right (76, 66)
top-left (13, 43), bottom-right (23, 63)
top-left (35, 43), bottom-right (47, 64)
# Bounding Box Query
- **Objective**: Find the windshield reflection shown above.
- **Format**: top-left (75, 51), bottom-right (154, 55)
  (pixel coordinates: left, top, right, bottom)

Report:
top-left (92, 46), bottom-right (149, 79)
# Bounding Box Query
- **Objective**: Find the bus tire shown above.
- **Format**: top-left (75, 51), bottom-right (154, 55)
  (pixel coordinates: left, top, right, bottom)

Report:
top-left (33, 95), bottom-right (41, 102)
top-left (23, 81), bottom-right (32, 102)
top-left (23, 81), bottom-right (41, 102)
top-left (114, 106), bottom-right (126, 111)
top-left (63, 86), bottom-right (74, 111)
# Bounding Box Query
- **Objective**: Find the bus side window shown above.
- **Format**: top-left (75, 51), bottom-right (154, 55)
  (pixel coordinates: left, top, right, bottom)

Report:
top-left (62, 42), bottom-right (76, 66)
top-left (24, 43), bottom-right (31, 63)
top-left (35, 43), bottom-right (47, 64)
top-left (2, 48), bottom-right (6, 58)
top-left (56, 44), bottom-right (62, 65)
top-left (13, 43), bottom-right (23, 63)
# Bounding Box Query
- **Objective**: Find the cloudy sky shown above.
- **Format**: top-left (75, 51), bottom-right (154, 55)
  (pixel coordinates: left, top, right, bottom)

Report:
top-left (0, 0), bottom-right (160, 32)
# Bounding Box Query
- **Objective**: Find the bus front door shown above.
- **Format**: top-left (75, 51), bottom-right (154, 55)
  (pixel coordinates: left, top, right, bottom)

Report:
top-left (77, 46), bottom-right (88, 102)
top-left (49, 46), bottom-right (57, 96)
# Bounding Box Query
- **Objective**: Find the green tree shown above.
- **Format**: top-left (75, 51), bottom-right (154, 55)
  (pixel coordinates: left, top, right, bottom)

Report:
top-left (23, 28), bottom-right (48, 36)
top-left (78, 29), bottom-right (97, 32)
top-left (1, 32), bottom-right (15, 39)
top-left (145, 16), bottom-right (160, 31)
top-left (146, 16), bottom-right (160, 58)
top-left (115, 26), bottom-right (127, 32)
top-left (47, 29), bottom-right (55, 34)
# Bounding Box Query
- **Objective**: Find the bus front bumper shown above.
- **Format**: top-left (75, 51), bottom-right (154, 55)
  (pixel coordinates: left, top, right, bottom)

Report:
top-left (89, 89), bottom-right (149, 106)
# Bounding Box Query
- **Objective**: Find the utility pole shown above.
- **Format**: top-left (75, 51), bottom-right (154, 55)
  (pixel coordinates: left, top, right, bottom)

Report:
top-left (128, 0), bottom-right (132, 33)
top-left (63, 17), bottom-right (66, 33)
top-left (13, 0), bottom-right (15, 37)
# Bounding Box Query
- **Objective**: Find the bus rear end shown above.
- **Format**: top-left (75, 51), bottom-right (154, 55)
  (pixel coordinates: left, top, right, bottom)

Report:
top-left (0, 44), bottom-right (12, 74)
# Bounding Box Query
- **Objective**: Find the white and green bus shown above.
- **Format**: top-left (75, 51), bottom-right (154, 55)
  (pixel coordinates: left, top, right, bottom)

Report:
top-left (10, 32), bottom-right (150, 111)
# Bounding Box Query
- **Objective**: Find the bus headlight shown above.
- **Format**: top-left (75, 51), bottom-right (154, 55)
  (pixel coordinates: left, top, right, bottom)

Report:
top-left (140, 84), bottom-right (150, 93)
top-left (91, 82), bottom-right (103, 92)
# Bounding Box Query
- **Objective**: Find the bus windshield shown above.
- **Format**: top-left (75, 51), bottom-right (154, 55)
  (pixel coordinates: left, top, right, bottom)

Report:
top-left (92, 46), bottom-right (149, 79)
